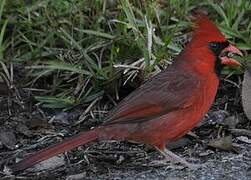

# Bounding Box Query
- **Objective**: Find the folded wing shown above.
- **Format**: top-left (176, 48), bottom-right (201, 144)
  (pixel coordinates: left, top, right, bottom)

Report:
top-left (104, 66), bottom-right (199, 125)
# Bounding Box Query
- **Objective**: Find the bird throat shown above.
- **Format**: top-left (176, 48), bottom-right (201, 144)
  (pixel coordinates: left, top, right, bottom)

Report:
top-left (209, 41), bottom-right (230, 78)
top-left (214, 57), bottom-right (223, 77)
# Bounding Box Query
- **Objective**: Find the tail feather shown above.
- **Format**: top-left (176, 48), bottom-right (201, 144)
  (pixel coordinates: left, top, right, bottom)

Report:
top-left (11, 129), bottom-right (99, 172)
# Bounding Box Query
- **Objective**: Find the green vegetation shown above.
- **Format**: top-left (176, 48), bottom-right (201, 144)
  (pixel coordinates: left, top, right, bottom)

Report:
top-left (0, 0), bottom-right (250, 109)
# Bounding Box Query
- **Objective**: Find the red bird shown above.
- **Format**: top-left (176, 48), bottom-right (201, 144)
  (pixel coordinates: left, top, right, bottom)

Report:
top-left (11, 14), bottom-right (242, 172)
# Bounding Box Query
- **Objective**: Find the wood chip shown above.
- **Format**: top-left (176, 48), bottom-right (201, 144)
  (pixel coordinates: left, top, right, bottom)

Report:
top-left (208, 136), bottom-right (233, 151)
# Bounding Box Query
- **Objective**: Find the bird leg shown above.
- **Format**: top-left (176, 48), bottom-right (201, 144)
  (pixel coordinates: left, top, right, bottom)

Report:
top-left (156, 146), bottom-right (199, 169)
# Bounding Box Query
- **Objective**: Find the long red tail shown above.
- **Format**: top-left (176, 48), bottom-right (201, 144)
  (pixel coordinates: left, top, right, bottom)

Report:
top-left (11, 128), bottom-right (99, 172)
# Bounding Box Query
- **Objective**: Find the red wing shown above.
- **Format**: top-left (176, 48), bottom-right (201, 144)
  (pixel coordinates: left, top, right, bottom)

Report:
top-left (104, 66), bottom-right (199, 125)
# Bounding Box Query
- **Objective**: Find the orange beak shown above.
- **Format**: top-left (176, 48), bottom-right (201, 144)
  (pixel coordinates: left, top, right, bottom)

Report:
top-left (220, 44), bottom-right (242, 67)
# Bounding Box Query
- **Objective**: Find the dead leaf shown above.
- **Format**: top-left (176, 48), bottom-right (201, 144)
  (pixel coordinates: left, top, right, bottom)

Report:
top-left (16, 123), bottom-right (33, 137)
top-left (0, 129), bottom-right (17, 150)
top-left (208, 136), bottom-right (233, 151)
top-left (236, 136), bottom-right (251, 144)
top-left (52, 112), bottom-right (71, 125)
top-left (28, 116), bottom-right (50, 129)
top-left (242, 70), bottom-right (251, 121)
top-left (25, 155), bottom-right (65, 172)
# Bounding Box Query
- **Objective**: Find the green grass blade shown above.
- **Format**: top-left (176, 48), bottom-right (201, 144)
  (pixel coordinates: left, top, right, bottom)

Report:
top-left (28, 61), bottom-right (92, 76)
top-left (0, 0), bottom-right (6, 21)
top-left (74, 29), bottom-right (115, 39)
top-left (0, 20), bottom-right (7, 60)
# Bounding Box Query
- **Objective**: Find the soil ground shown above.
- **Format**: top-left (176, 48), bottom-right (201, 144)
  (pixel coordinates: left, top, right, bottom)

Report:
top-left (0, 76), bottom-right (251, 180)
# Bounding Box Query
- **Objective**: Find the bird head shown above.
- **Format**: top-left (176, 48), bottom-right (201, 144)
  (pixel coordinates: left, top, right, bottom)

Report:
top-left (191, 13), bottom-right (242, 71)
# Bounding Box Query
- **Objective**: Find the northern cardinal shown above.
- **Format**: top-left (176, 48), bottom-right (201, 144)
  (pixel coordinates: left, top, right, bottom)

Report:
top-left (11, 13), bottom-right (242, 172)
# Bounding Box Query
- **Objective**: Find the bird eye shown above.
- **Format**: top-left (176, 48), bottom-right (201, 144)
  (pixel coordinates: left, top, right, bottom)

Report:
top-left (209, 42), bottom-right (219, 50)
top-left (209, 42), bottom-right (223, 55)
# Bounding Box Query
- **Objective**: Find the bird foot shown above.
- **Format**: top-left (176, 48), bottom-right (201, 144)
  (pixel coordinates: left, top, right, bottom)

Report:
top-left (148, 158), bottom-right (171, 167)
top-left (149, 159), bottom-right (201, 170)
top-left (156, 147), bottom-right (202, 170)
